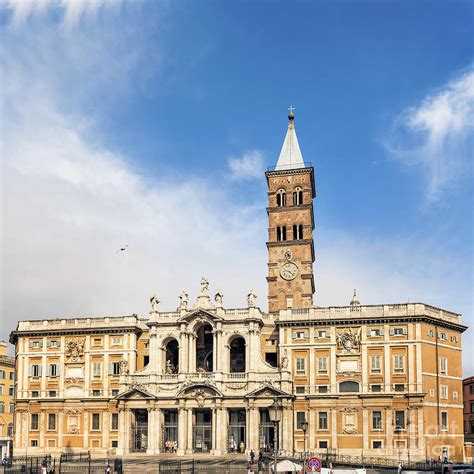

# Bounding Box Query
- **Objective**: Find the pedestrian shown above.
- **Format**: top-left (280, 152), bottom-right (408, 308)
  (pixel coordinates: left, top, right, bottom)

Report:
top-left (250, 449), bottom-right (255, 465)
top-left (105, 463), bottom-right (111, 474)
top-left (398, 462), bottom-right (402, 474)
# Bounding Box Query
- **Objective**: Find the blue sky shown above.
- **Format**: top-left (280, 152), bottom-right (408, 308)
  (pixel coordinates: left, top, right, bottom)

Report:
top-left (1, 0), bottom-right (473, 371)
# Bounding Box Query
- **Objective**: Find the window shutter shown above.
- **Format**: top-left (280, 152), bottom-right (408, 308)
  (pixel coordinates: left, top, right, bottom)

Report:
top-left (28, 365), bottom-right (32, 377)
top-left (29, 341), bottom-right (33, 349)
top-left (367, 330), bottom-right (371, 337)
top-left (380, 329), bottom-right (384, 336)
top-left (389, 329), bottom-right (394, 336)
top-left (38, 365), bottom-right (42, 377)
top-left (403, 327), bottom-right (408, 335)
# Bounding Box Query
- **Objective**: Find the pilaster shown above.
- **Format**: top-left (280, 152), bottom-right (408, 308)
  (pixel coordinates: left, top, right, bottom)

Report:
top-left (177, 406), bottom-right (186, 455)
top-left (186, 408), bottom-right (193, 454)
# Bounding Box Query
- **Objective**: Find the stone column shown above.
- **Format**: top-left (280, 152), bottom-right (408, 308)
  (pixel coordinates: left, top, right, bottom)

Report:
top-left (248, 407), bottom-right (259, 454)
top-left (386, 409), bottom-right (394, 458)
top-left (186, 408), bottom-right (193, 454)
top-left (179, 327), bottom-right (187, 374)
top-left (177, 407), bottom-right (186, 455)
top-left (149, 327), bottom-right (158, 373)
top-left (211, 409), bottom-right (217, 453)
top-left (117, 409), bottom-right (126, 455)
top-left (219, 408), bottom-right (228, 454)
top-left (331, 409), bottom-right (337, 450)
top-left (83, 412), bottom-right (89, 450)
top-left (281, 404), bottom-right (293, 454)
top-left (102, 412), bottom-right (109, 450)
top-left (155, 408), bottom-right (162, 454)
top-left (146, 408), bottom-right (155, 455)
top-left (212, 332), bottom-right (217, 373)
top-left (58, 411), bottom-right (64, 450)
top-left (308, 407), bottom-right (316, 451)
top-left (362, 408), bottom-right (369, 452)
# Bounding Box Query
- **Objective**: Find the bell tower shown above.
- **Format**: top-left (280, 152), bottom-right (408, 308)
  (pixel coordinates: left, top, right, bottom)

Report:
top-left (266, 108), bottom-right (316, 313)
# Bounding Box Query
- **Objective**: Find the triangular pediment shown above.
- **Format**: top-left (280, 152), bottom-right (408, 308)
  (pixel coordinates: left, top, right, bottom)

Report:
top-left (177, 308), bottom-right (223, 324)
top-left (115, 386), bottom-right (155, 400)
top-left (245, 384), bottom-right (293, 399)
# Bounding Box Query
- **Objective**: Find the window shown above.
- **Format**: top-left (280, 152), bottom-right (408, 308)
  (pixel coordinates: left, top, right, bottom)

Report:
top-left (48, 340), bottom-right (59, 348)
top-left (111, 389), bottom-right (119, 397)
top-left (30, 364), bottom-right (41, 378)
top-left (48, 391), bottom-right (57, 398)
top-left (9, 386), bottom-right (14, 396)
top-left (9, 372), bottom-right (14, 380)
top-left (318, 412), bottom-right (328, 430)
top-left (453, 391), bottom-right (458, 400)
top-left (295, 386), bottom-right (305, 394)
top-left (438, 332), bottom-right (447, 341)
top-left (428, 329), bottom-right (434, 337)
top-left (368, 328), bottom-right (383, 337)
top-left (317, 357), bottom-right (328, 374)
top-left (373, 441), bottom-right (382, 449)
top-left (111, 337), bottom-right (122, 346)
top-left (315, 330), bottom-right (328, 339)
top-left (48, 364), bottom-right (58, 377)
top-left (91, 413), bottom-right (100, 431)
top-left (31, 440), bottom-right (38, 447)
top-left (276, 189), bottom-right (286, 207)
top-left (441, 411), bottom-right (448, 431)
top-left (319, 441), bottom-right (328, 449)
top-left (393, 355), bottom-right (405, 374)
top-left (293, 330), bottom-right (308, 340)
top-left (266, 339), bottom-right (277, 346)
top-left (394, 384), bottom-right (405, 392)
top-left (296, 412), bottom-right (307, 429)
top-left (440, 357), bottom-right (447, 374)
top-left (30, 340), bottom-right (43, 349)
top-left (370, 355), bottom-right (382, 373)
top-left (295, 357), bottom-right (306, 375)
top-left (48, 414), bottom-right (56, 431)
top-left (110, 362), bottom-right (121, 376)
top-left (440, 385), bottom-right (448, 399)
top-left (111, 413), bottom-right (119, 430)
top-left (111, 440), bottom-right (118, 448)
top-left (293, 187), bottom-right (303, 206)
top-left (93, 362), bottom-right (101, 377)
top-left (92, 389), bottom-right (101, 397)
top-left (371, 384), bottom-right (382, 392)
top-left (0, 403), bottom-right (4, 413)
top-left (318, 385), bottom-right (328, 394)
top-left (292, 224), bottom-right (303, 240)
top-left (31, 413), bottom-right (39, 430)
top-left (339, 381), bottom-right (359, 393)
top-left (276, 226), bottom-right (287, 242)
top-left (31, 390), bottom-right (39, 397)
top-left (0, 370), bottom-right (5, 379)
top-left (9, 403), bottom-right (14, 413)
top-left (391, 327), bottom-right (407, 336)
top-left (471, 385), bottom-right (474, 395)
top-left (0, 385), bottom-right (3, 395)
top-left (470, 402), bottom-right (474, 413)
top-left (93, 338), bottom-right (102, 346)
top-left (451, 335), bottom-right (458, 342)
top-left (7, 424), bottom-right (13, 437)
top-left (372, 411), bottom-right (382, 430)
top-left (395, 411), bottom-right (405, 430)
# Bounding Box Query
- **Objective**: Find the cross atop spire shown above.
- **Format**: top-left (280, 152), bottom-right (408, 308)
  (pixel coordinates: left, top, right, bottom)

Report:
top-left (275, 106), bottom-right (304, 171)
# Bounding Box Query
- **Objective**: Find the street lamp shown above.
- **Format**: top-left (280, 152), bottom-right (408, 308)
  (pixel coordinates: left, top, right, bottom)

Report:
top-left (301, 419), bottom-right (309, 468)
top-left (268, 399), bottom-right (282, 473)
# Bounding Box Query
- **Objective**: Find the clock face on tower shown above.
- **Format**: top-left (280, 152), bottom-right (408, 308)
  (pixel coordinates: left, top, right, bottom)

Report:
top-left (280, 261), bottom-right (298, 281)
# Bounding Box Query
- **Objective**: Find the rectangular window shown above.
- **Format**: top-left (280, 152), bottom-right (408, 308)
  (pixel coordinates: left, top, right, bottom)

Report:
top-left (9, 372), bottom-right (14, 380)
top-left (111, 337), bottom-right (122, 345)
top-left (31, 390), bottom-right (39, 397)
top-left (31, 413), bottom-right (39, 430)
top-left (370, 355), bottom-right (382, 373)
top-left (48, 364), bottom-right (58, 377)
top-left (391, 327), bottom-right (407, 336)
top-left (393, 355), bottom-right (405, 374)
top-left (295, 357), bottom-right (306, 375)
top-left (373, 441), bottom-right (382, 449)
top-left (451, 335), bottom-right (458, 343)
top-left (440, 385), bottom-right (448, 399)
top-left (470, 402), bottom-right (474, 413)
top-left (453, 391), bottom-right (458, 400)
top-left (368, 328), bottom-right (383, 337)
top-left (48, 390), bottom-right (57, 397)
top-left (30, 340), bottom-right (43, 349)
top-left (296, 412), bottom-right (306, 429)
top-left (0, 403), bottom-right (4, 413)
top-left (111, 413), bottom-right (119, 430)
top-left (93, 338), bottom-right (103, 346)
top-left (318, 385), bottom-right (328, 394)
top-left (92, 389), bottom-right (101, 397)
top-left (48, 413), bottom-right (56, 430)
top-left (9, 403), bottom-right (14, 413)
top-left (441, 412), bottom-right (448, 431)
top-left (395, 411), bottom-right (405, 430)
top-left (111, 389), bottom-right (119, 397)
top-left (372, 411), bottom-right (382, 430)
top-left (91, 413), bottom-right (100, 431)
top-left (438, 332), bottom-right (447, 341)
top-left (319, 440), bottom-right (328, 449)
top-left (371, 384), bottom-right (382, 392)
top-left (315, 330), bottom-right (328, 339)
top-left (394, 384), bottom-right (405, 392)
top-left (293, 331), bottom-right (308, 340)
top-left (0, 370), bottom-right (5, 379)
top-left (92, 362), bottom-right (101, 377)
top-left (295, 386), bottom-right (305, 394)
top-left (111, 440), bottom-right (118, 448)
top-left (471, 385), bottom-right (474, 395)
top-left (30, 364), bottom-right (41, 378)
top-left (111, 362), bottom-right (121, 376)
top-left (48, 340), bottom-right (59, 348)
top-left (440, 357), bottom-right (447, 374)
top-left (318, 412), bottom-right (328, 430)
top-left (0, 385), bottom-right (3, 395)
top-left (31, 440), bottom-right (38, 447)
top-left (317, 357), bottom-right (328, 374)
top-left (9, 386), bottom-right (14, 396)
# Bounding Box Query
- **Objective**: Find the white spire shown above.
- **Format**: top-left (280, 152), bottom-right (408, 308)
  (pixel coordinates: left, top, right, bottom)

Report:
top-left (275, 106), bottom-right (305, 171)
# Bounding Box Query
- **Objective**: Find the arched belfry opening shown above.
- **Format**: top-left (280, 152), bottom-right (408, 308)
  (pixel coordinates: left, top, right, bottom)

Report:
top-left (196, 323), bottom-right (213, 372)
top-left (164, 339), bottom-right (179, 373)
top-left (229, 337), bottom-right (246, 373)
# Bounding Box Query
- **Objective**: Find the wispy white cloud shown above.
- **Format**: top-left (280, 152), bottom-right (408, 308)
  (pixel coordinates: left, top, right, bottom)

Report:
top-left (227, 150), bottom-right (265, 181)
top-left (386, 68), bottom-right (474, 203)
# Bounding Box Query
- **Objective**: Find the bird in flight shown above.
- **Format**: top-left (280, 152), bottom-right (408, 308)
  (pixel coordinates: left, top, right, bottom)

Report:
top-left (116, 245), bottom-right (128, 254)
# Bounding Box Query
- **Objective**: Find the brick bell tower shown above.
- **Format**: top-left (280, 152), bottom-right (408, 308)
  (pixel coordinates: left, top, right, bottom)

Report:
top-left (266, 107), bottom-right (316, 313)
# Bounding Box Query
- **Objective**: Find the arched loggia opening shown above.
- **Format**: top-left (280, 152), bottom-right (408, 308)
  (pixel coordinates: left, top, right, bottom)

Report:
top-left (229, 337), bottom-right (246, 373)
top-left (164, 339), bottom-right (179, 374)
top-left (196, 323), bottom-right (213, 372)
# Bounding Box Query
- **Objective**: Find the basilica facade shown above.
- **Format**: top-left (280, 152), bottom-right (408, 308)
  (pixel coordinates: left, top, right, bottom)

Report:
top-left (10, 112), bottom-right (467, 461)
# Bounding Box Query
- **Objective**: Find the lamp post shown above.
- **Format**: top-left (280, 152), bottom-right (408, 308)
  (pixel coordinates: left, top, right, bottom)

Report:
top-left (301, 419), bottom-right (308, 472)
top-left (268, 399), bottom-right (282, 474)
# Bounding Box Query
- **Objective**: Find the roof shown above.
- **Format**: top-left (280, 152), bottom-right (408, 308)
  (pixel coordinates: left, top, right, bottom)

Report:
top-left (275, 118), bottom-right (305, 171)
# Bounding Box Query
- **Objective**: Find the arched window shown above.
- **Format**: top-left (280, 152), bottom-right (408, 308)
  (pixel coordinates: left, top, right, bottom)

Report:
top-left (164, 339), bottom-right (179, 373)
top-left (276, 189), bottom-right (286, 207)
top-left (339, 381), bottom-right (359, 393)
top-left (229, 337), bottom-right (246, 373)
top-left (293, 187), bottom-right (303, 206)
top-left (276, 226), bottom-right (287, 242)
top-left (196, 323), bottom-right (214, 372)
top-left (292, 224), bottom-right (303, 240)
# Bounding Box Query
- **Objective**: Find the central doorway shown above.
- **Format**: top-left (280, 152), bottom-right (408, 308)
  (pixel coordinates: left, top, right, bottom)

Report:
top-left (228, 409), bottom-right (246, 453)
top-left (131, 409), bottom-right (148, 452)
top-left (259, 408), bottom-right (275, 454)
top-left (193, 409), bottom-right (212, 452)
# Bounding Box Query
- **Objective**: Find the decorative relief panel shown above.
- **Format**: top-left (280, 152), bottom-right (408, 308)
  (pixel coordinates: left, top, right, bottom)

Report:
top-left (65, 339), bottom-right (85, 363)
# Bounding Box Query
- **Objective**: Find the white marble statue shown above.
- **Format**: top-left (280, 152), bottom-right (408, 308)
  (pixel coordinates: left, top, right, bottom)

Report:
top-left (247, 290), bottom-right (257, 307)
top-left (150, 294), bottom-right (160, 312)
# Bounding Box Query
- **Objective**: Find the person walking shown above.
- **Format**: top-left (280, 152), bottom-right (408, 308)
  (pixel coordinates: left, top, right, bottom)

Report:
top-left (250, 449), bottom-right (255, 465)
top-left (398, 462), bottom-right (403, 474)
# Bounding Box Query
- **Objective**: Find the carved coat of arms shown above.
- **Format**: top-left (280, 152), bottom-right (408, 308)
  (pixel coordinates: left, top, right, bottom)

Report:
top-left (65, 340), bottom-right (85, 362)
top-left (336, 328), bottom-right (361, 353)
